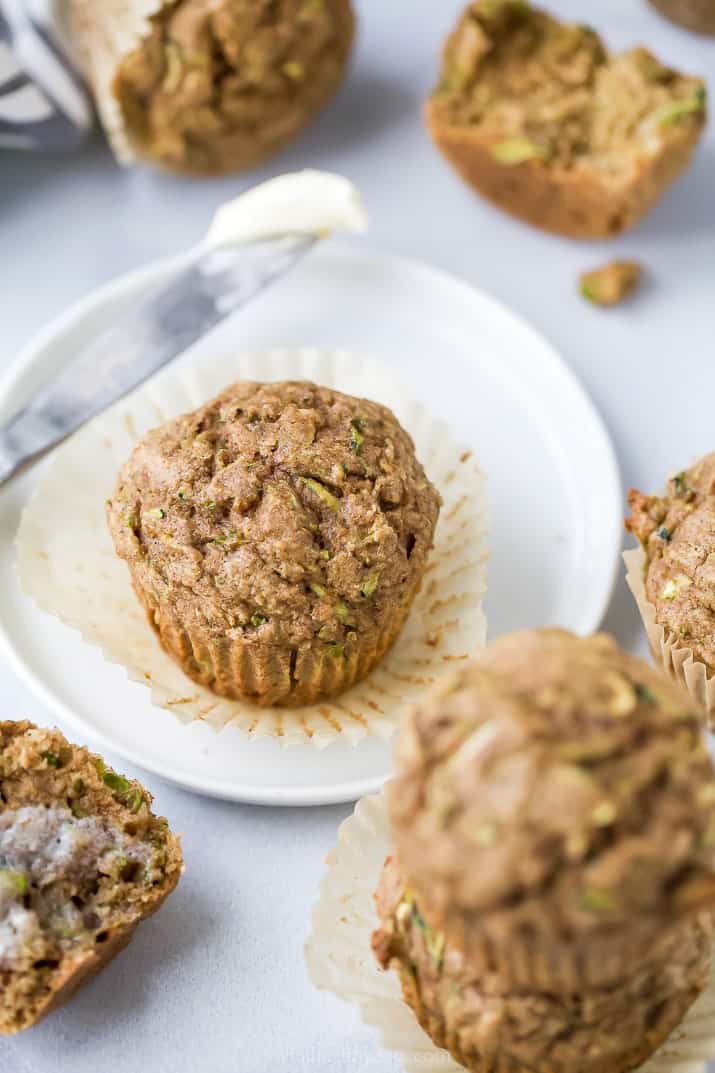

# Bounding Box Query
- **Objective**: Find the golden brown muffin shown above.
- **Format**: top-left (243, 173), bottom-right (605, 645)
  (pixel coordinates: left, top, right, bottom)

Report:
top-left (387, 628), bottom-right (715, 992)
top-left (113, 0), bottom-right (355, 176)
top-left (627, 455), bottom-right (715, 673)
top-left (373, 855), bottom-right (712, 1073)
top-left (0, 721), bottom-right (182, 1034)
top-left (649, 0), bottom-right (715, 36)
top-left (426, 1), bottom-right (706, 238)
top-left (107, 380), bottom-right (441, 708)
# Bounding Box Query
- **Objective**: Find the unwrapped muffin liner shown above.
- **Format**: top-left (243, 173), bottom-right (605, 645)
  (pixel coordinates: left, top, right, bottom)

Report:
top-left (64, 0), bottom-right (164, 162)
top-left (624, 546), bottom-right (715, 723)
top-left (17, 347), bottom-right (488, 748)
top-left (305, 789), bottom-right (715, 1073)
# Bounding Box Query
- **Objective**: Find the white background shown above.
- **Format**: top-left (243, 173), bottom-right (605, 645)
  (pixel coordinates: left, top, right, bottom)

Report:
top-left (1, 1), bottom-right (714, 1070)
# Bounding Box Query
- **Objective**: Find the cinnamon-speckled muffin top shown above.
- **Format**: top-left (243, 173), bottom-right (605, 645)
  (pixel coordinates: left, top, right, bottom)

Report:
top-left (628, 454), bottom-right (715, 672)
top-left (107, 380), bottom-right (440, 702)
top-left (389, 629), bottom-right (715, 943)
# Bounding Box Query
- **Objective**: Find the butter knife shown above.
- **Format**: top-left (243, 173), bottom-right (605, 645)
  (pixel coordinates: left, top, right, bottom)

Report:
top-left (0, 232), bottom-right (315, 486)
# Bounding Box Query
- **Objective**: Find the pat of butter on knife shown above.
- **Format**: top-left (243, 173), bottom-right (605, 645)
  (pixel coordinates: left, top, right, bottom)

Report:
top-left (206, 170), bottom-right (369, 249)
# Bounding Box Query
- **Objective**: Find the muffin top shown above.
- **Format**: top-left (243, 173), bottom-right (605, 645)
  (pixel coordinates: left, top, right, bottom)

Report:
top-left (389, 628), bottom-right (715, 937)
top-left (628, 454), bottom-right (715, 670)
top-left (429, 1), bottom-right (705, 175)
top-left (107, 380), bottom-right (440, 656)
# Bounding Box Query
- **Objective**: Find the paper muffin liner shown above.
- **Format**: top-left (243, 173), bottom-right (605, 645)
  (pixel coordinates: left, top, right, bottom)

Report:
top-left (17, 347), bottom-right (489, 748)
top-left (65, 0), bottom-right (166, 163)
top-left (132, 569), bottom-right (426, 711)
top-left (624, 546), bottom-right (715, 725)
top-left (305, 789), bottom-right (715, 1073)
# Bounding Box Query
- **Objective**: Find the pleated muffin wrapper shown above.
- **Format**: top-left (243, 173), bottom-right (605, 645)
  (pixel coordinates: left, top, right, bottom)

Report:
top-left (305, 789), bottom-right (715, 1073)
top-left (17, 348), bottom-right (488, 748)
top-left (62, 0), bottom-right (163, 163)
top-left (624, 546), bottom-right (715, 725)
top-left (135, 567), bottom-right (428, 712)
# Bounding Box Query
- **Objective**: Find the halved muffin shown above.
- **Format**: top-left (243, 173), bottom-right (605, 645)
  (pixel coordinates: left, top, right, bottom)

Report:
top-left (107, 380), bottom-right (441, 708)
top-left (0, 721), bottom-right (182, 1034)
top-left (426, 1), bottom-right (706, 238)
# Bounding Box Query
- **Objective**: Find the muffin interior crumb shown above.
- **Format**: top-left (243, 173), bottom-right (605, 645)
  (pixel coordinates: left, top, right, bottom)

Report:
top-left (0, 722), bottom-right (180, 1034)
top-left (432, 2), bottom-right (705, 178)
top-left (114, 0), bottom-right (354, 174)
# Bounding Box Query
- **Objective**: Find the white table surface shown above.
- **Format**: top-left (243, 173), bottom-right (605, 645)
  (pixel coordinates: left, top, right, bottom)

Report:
top-left (1, 1), bottom-right (714, 1071)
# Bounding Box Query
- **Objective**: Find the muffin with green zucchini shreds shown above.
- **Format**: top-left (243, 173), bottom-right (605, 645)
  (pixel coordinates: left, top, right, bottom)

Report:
top-left (0, 721), bottom-right (182, 1035)
top-left (426, 1), bottom-right (706, 238)
top-left (106, 380), bottom-right (440, 708)
top-left (386, 629), bottom-right (715, 994)
top-left (109, 0), bottom-right (355, 176)
top-left (626, 453), bottom-right (715, 721)
top-left (373, 855), bottom-right (712, 1073)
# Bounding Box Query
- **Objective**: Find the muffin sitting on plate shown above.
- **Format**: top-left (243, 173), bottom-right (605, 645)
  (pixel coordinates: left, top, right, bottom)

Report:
top-left (373, 628), bottom-right (715, 1073)
top-left (627, 453), bottom-right (715, 719)
top-left (107, 380), bottom-right (440, 708)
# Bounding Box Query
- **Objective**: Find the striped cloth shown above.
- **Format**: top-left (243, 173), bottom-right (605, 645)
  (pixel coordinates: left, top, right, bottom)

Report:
top-left (0, 0), bottom-right (92, 150)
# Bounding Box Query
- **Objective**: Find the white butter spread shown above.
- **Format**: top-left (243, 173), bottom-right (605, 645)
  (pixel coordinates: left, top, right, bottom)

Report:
top-left (0, 904), bottom-right (42, 970)
top-left (0, 806), bottom-right (152, 885)
top-left (0, 806), bottom-right (157, 967)
top-left (206, 170), bottom-right (368, 248)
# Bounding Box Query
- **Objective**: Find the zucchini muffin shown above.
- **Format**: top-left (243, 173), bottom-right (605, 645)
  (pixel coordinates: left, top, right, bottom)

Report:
top-left (627, 454), bottom-right (715, 712)
top-left (112, 0), bottom-right (355, 176)
top-left (373, 855), bottom-right (712, 1073)
top-left (107, 380), bottom-right (441, 708)
top-left (0, 721), bottom-right (182, 1034)
top-left (426, 1), bottom-right (706, 238)
top-left (387, 628), bottom-right (715, 993)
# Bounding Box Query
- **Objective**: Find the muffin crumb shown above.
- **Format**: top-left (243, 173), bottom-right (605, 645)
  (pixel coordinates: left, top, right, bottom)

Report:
top-left (580, 260), bottom-right (643, 306)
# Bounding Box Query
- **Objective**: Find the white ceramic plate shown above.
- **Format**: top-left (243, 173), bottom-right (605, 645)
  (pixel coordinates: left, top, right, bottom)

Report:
top-left (0, 243), bottom-right (621, 805)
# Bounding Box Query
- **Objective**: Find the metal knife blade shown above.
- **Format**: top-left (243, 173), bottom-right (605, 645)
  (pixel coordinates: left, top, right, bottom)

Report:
top-left (0, 232), bottom-right (315, 485)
